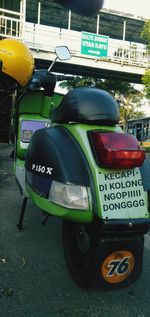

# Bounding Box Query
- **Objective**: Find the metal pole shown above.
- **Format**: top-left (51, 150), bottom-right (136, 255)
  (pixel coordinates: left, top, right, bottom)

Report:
top-left (121, 20), bottom-right (126, 65)
top-left (20, 0), bottom-right (26, 40)
top-left (38, 2), bottom-right (41, 25)
top-left (20, 0), bottom-right (22, 13)
top-left (1, 0), bottom-right (5, 35)
top-left (123, 20), bottom-right (126, 41)
top-left (96, 14), bottom-right (100, 34)
top-left (68, 10), bottom-right (71, 30)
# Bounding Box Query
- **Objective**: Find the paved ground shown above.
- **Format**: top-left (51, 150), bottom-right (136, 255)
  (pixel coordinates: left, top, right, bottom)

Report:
top-left (0, 143), bottom-right (150, 317)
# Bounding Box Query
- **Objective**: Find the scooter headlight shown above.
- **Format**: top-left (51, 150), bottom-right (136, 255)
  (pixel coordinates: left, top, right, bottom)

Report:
top-left (48, 181), bottom-right (89, 210)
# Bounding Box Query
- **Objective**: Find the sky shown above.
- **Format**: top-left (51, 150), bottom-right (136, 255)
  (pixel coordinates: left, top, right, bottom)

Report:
top-left (103, 0), bottom-right (150, 19)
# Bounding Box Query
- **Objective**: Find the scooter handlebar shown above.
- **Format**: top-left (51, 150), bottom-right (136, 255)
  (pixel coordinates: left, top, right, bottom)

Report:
top-left (28, 72), bottom-right (74, 91)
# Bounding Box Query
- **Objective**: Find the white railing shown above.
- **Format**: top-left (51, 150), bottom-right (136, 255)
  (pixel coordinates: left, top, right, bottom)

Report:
top-left (24, 23), bottom-right (149, 69)
top-left (0, 15), bottom-right (149, 69)
top-left (0, 8), bottom-right (24, 39)
top-left (108, 39), bottom-right (149, 68)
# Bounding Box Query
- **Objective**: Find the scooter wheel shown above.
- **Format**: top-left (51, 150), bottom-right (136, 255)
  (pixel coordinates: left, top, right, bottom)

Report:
top-left (92, 235), bottom-right (144, 290)
top-left (62, 220), bottom-right (93, 288)
top-left (63, 220), bottom-right (144, 290)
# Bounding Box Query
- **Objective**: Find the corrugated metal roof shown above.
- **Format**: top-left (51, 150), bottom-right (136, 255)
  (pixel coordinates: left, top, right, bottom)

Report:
top-left (26, 0), bottom-right (146, 43)
top-left (2, 0), bottom-right (146, 43)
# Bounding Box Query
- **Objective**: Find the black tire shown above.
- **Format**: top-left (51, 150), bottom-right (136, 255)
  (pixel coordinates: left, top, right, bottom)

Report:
top-left (63, 219), bottom-right (144, 290)
top-left (63, 220), bottom-right (94, 288)
top-left (92, 235), bottom-right (144, 290)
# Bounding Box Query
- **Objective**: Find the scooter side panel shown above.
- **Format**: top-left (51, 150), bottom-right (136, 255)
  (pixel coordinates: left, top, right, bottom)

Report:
top-left (64, 124), bottom-right (150, 222)
top-left (25, 125), bottom-right (91, 187)
top-left (63, 124), bottom-right (120, 217)
top-left (25, 125), bottom-right (93, 221)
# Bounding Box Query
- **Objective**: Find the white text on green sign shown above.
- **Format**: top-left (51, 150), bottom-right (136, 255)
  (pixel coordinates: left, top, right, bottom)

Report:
top-left (81, 32), bottom-right (109, 58)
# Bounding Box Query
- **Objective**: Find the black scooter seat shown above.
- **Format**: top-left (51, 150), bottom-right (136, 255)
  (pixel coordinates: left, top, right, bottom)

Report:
top-left (50, 87), bottom-right (119, 125)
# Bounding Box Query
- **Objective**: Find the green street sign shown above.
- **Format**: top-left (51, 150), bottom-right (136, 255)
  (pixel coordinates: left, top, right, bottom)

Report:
top-left (81, 32), bottom-right (109, 58)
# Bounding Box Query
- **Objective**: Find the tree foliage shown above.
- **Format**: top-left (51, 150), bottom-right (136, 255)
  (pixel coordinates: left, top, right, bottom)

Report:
top-left (141, 19), bottom-right (150, 52)
top-left (142, 70), bottom-right (150, 99)
top-left (119, 93), bottom-right (144, 131)
top-left (141, 19), bottom-right (150, 99)
top-left (60, 76), bottom-right (137, 97)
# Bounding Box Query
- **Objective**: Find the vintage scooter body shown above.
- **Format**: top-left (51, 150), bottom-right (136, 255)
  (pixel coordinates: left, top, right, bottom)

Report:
top-left (15, 49), bottom-right (150, 290)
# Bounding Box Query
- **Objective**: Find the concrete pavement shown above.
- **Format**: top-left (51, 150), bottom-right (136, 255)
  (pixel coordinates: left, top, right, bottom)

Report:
top-left (0, 143), bottom-right (150, 317)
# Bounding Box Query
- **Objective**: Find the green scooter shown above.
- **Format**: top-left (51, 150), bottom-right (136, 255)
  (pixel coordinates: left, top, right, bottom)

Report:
top-left (14, 45), bottom-right (150, 290)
